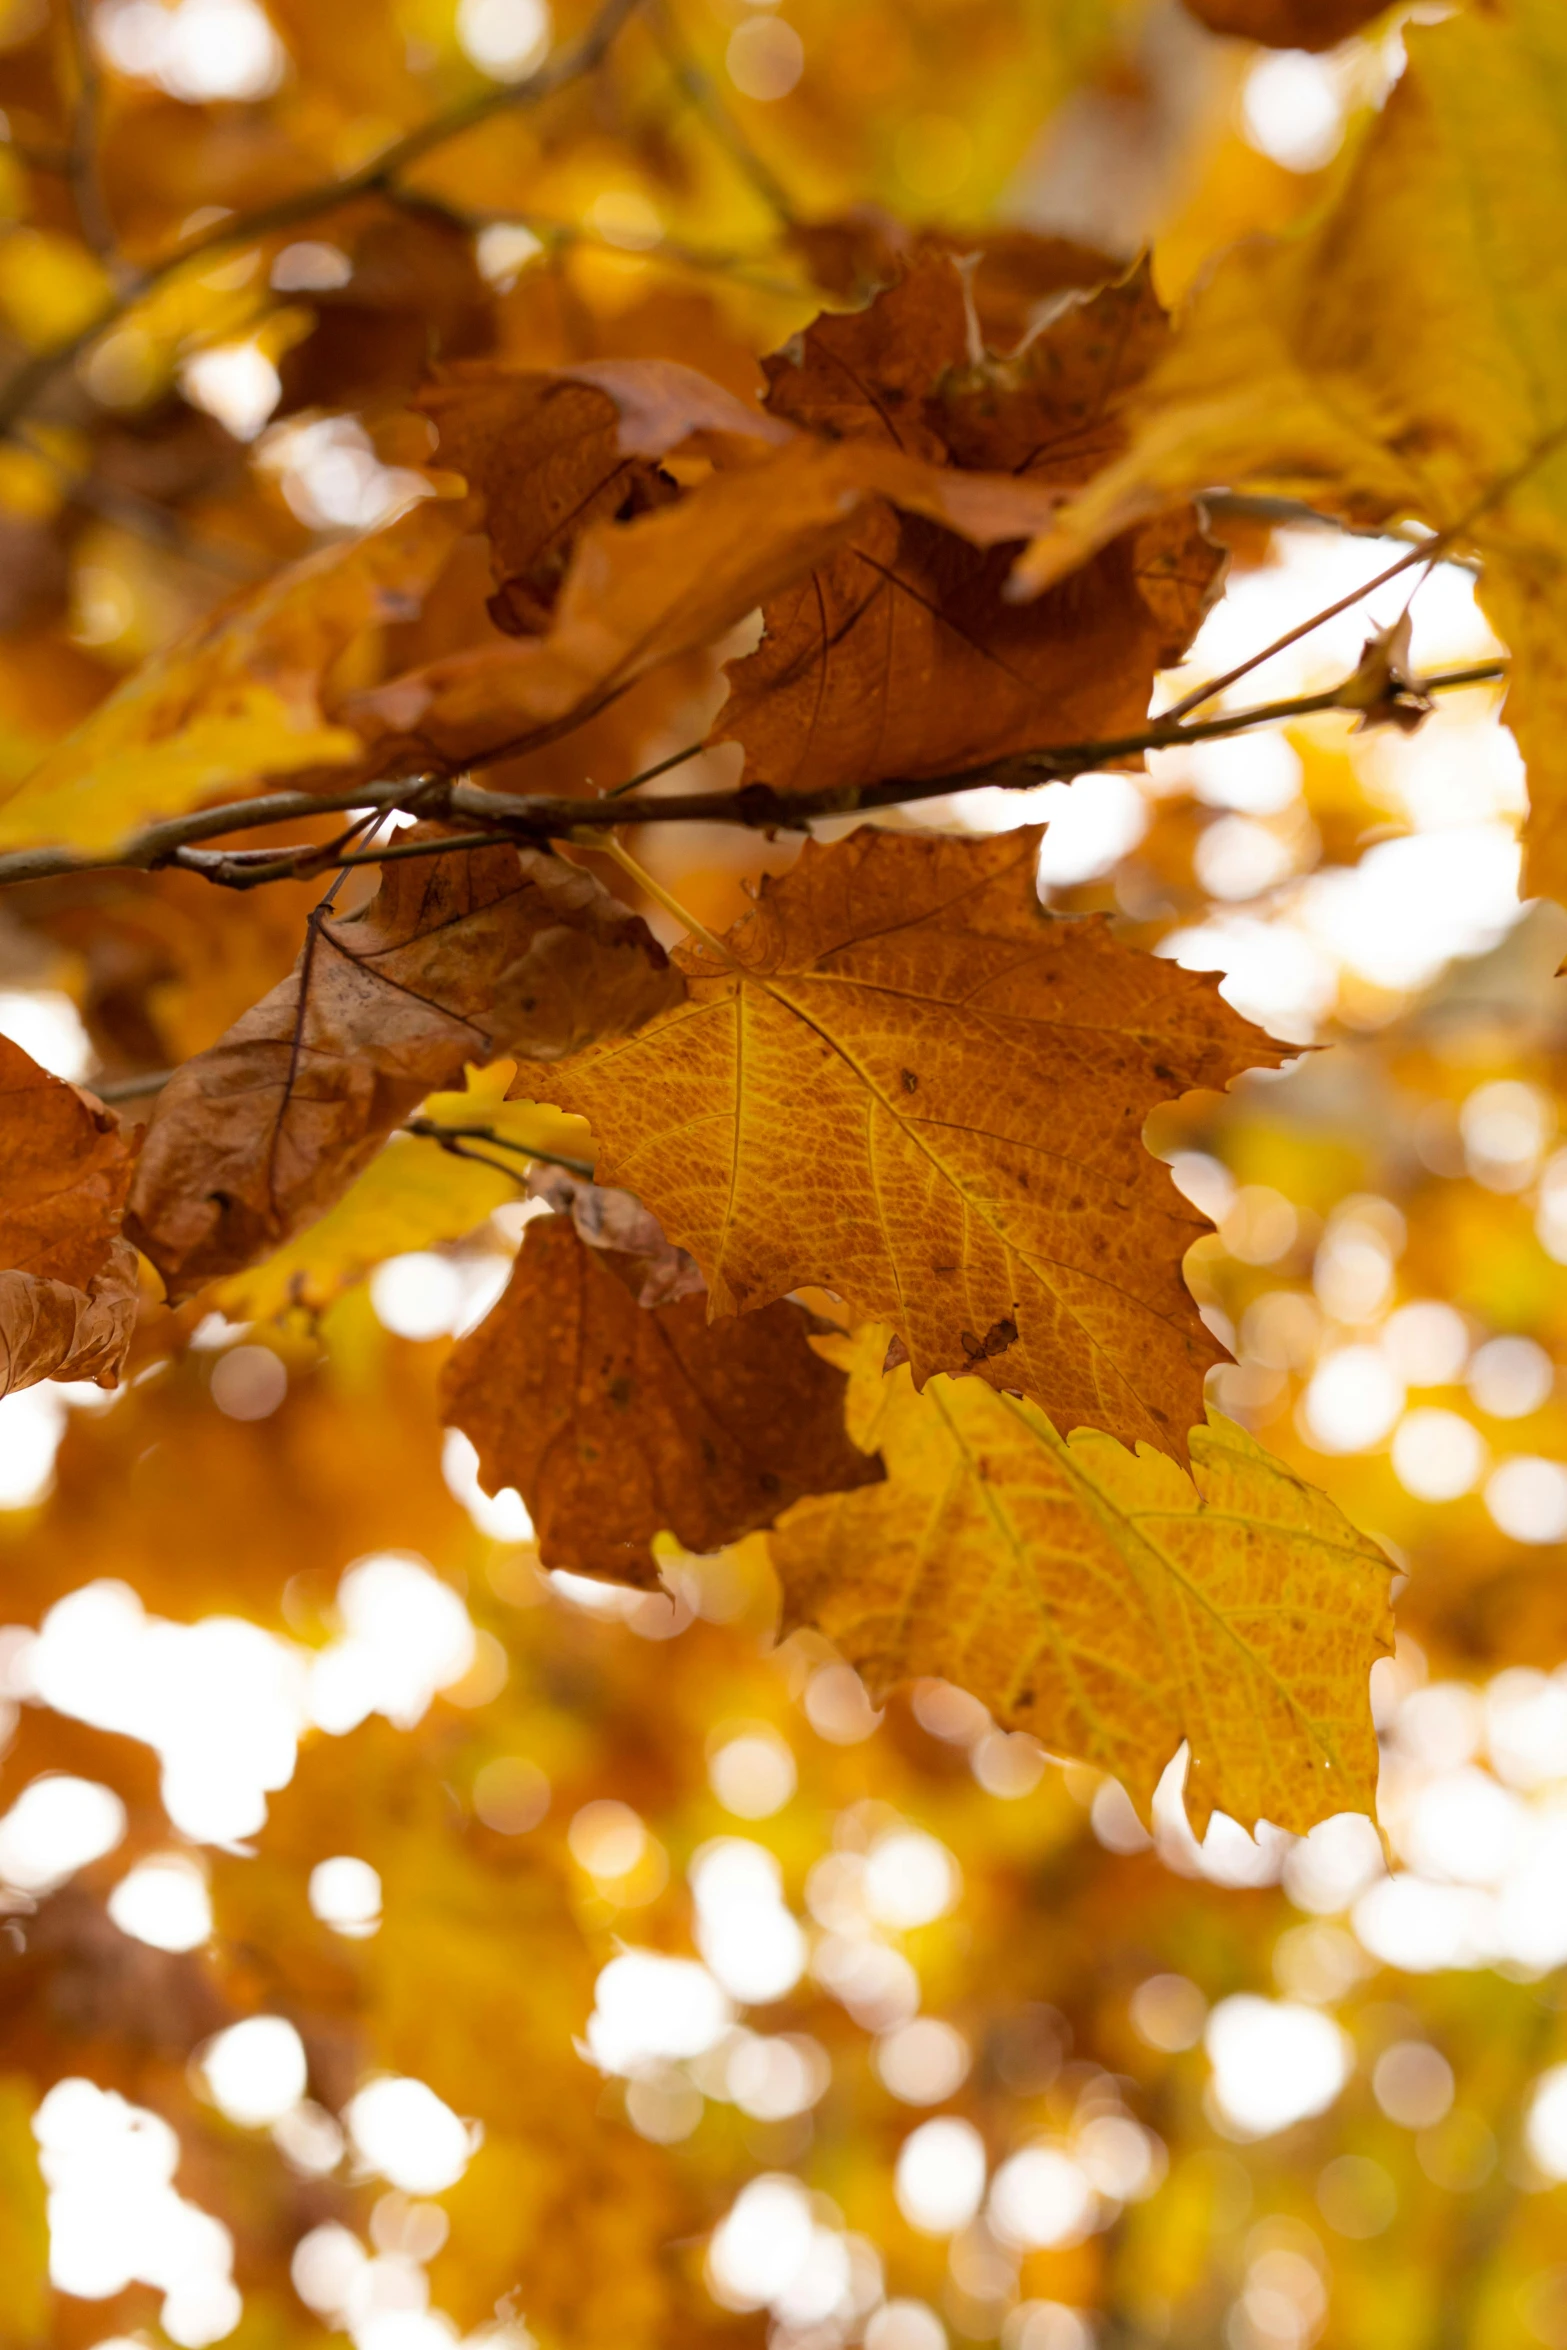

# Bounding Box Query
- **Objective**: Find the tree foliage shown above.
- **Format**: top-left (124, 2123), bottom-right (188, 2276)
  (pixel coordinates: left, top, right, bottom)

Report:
top-left (3, 2), bottom-right (1567, 2348)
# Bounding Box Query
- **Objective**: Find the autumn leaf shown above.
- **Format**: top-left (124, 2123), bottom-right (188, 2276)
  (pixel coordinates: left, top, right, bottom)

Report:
top-left (511, 826), bottom-right (1283, 1459)
top-left (0, 1035), bottom-right (139, 1396)
top-left (770, 1327), bottom-right (1393, 1834)
top-left (440, 1207), bottom-right (883, 1583)
top-left (709, 250), bottom-right (1221, 798)
top-left (127, 831), bottom-right (682, 1296)
top-left (345, 424), bottom-right (1073, 777)
top-left (0, 2078), bottom-right (49, 2343)
top-left (0, 498), bottom-right (463, 853)
top-left (0, 1323), bottom-right (467, 1622)
top-left (1011, 0), bottom-right (1567, 898)
top-left (421, 357), bottom-right (784, 634)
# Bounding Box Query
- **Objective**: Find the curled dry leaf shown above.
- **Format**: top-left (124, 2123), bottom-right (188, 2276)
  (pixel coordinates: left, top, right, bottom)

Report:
top-left (771, 1329), bottom-right (1394, 1836)
top-left (0, 499), bottom-right (463, 854)
top-left (714, 251), bottom-right (1223, 797)
top-left (0, 1036), bottom-right (139, 1397)
top-left (127, 831), bottom-right (683, 1297)
top-left (512, 826), bottom-right (1284, 1460)
top-left (440, 1211), bottom-right (882, 1584)
top-left (524, 1167), bottom-right (704, 1306)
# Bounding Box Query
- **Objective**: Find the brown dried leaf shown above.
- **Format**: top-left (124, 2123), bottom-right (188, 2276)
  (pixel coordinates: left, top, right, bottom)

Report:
top-left (126, 832), bottom-right (683, 1296)
top-left (344, 431), bottom-right (1071, 776)
top-left (715, 253), bottom-right (1222, 795)
top-left (440, 1212), bottom-right (883, 1584)
top-left (421, 358), bottom-right (783, 635)
top-left (0, 1037), bottom-right (139, 1396)
top-left (511, 827), bottom-right (1284, 1461)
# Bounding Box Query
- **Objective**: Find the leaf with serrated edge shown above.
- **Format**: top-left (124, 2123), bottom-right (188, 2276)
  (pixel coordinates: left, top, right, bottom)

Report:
top-left (770, 1328), bottom-right (1394, 1835)
top-left (511, 826), bottom-right (1284, 1460)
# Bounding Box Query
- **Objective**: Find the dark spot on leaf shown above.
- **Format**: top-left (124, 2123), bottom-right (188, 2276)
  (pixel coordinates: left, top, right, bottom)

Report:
top-left (901, 1068), bottom-right (919, 1093)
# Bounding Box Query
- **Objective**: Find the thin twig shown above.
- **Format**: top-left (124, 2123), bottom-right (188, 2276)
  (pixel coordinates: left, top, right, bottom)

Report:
top-left (0, 0), bottom-right (646, 436)
top-left (603, 737), bottom-right (706, 798)
top-left (646, 2), bottom-right (796, 224)
top-left (1168, 420), bottom-right (1567, 723)
top-left (0, 662), bottom-right (1506, 893)
top-left (404, 1114), bottom-right (594, 1180)
top-left (60, 0), bottom-right (119, 268)
top-left (93, 1068), bottom-right (174, 1101)
top-left (442, 206), bottom-right (809, 300)
top-left (1163, 537), bottom-right (1446, 724)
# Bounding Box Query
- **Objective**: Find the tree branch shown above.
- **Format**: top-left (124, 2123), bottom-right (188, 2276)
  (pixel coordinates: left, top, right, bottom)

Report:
top-left (0, 0), bottom-right (647, 436)
top-left (0, 661), bottom-right (1506, 894)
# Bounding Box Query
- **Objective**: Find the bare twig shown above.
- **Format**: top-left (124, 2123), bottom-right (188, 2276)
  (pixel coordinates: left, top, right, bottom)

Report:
top-left (0, 661), bottom-right (1507, 894)
top-left (646, 2), bottom-right (796, 224)
top-left (60, 0), bottom-right (120, 269)
top-left (404, 1114), bottom-right (594, 1180)
top-left (93, 1068), bottom-right (174, 1101)
top-left (1169, 421), bottom-right (1567, 723)
top-left (1163, 538), bottom-right (1449, 724)
top-left (0, 0), bottom-right (646, 435)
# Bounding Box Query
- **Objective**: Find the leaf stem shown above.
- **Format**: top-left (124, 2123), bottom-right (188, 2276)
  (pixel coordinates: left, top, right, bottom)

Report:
top-left (573, 830), bottom-right (736, 960)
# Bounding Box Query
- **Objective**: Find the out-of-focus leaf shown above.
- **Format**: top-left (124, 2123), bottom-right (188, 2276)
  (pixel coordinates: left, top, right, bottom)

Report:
top-left (0, 1328), bottom-right (465, 1621)
top-left (513, 826), bottom-right (1282, 1460)
top-left (1011, 0), bottom-right (1567, 900)
top-left (0, 500), bottom-right (462, 853)
top-left (127, 834), bottom-right (681, 1296)
top-left (0, 2076), bottom-right (48, 2344)
top-left (0, 1036), bottom-right (139, 1396)
top-left (440, 1210), bottom-right (882, 1582)
top-left (771, 1326), bottom-right (1394, 1833)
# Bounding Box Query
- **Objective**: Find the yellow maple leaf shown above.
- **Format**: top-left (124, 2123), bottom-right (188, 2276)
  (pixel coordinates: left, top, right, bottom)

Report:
top-left (1010, 0), bottom-right (1567, 897)
top-left (512, 826), bottom-right (1283, 1460)
top-left (770, 1327), bottom-right (1395, 1836)
top-left (0, 498), bottom-right (461, 854)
